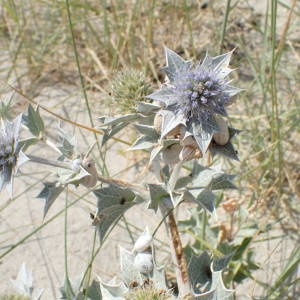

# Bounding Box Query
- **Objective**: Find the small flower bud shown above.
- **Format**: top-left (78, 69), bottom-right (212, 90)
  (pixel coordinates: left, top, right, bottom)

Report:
top-left (133, 229), bottom-right (152, 253)
top-left (134, 252), bottom-right (153, 275)
top-left (81, 157), bottom-right (98, 188)
top-left (153, 113), bottom-right (163, 133)
top-left (72, 158), bottom-right (82, 173)
top-left (213, 116), bottom-right (230, 145)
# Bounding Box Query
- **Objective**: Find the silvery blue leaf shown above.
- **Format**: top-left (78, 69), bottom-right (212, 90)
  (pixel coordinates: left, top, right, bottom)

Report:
top-left (193, 188), bottom-right (216, 213)
top-left (191, 122), bottom-right (214, 154)
top-left (162, 47), bottom-right (192, 82)
top-left (149, 145), bottom-right (163, 164)
top-left (11, 263), bottom-right (33, 296)
top-left (58, 166), bottom-right (90, 186)
top-left (119, 246), bottom-right (143, 286)
top-left (188, 251), bottom-right (212, 294)
top-left (136, 101), bottom-right (161, 114)
top-left (37, 181), bottom-right (64, 218)
top-left (147, 183), bottom-right (169, 212)
top-left (160, 110), bottom-right (185, 138)
top-left (129, 135), bottom-right (157, 150)
top-left (146, 87), bottom-right (179, 107)
top-left (16, 150), bottom-right (29, 171)
top-left (210, 269), bottom-right (234, 300)
top-left (210, 141), bottom-right (239, 161)
top-left (96, 203), bottom-right (135, 242)
top-left (134, 124), bottom-right (159, 138)
top-left (101, 122), bottom-right (129, 146)
top-left (18, 137), bottom-right (39, 151)
top-left (210, 173), bottom-right (236, 190)
top-left (193, 264), bottom-right (234, 300)
top-left (85, 280), bottom-right (102, 300)
top-left (150, 265), bottom-right (167, 290)
top-left (201, 51), bottom-right (233, 74)
top-left (191, 164), bottom-right (236, 191)
top-left (22, 104), bottom-right (44, 137)
top-left (98, 114), bottom-right (139, 127)
top-left (93, 185), bottom-right (136, 241)
top-left (57, 127), bottom-right (76, 159)
top-left (100, 279), bottom-right (127, 300)
top-left (11, 263), bottom-right (44, 300)
top-left (213, 253), bottom-right (233, 272)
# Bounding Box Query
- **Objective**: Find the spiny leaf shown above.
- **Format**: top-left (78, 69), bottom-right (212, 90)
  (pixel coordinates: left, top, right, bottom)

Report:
top-left (100, 279), bottom-right (127, 300)
top-left (191, 119), bottom-right (217, 155)
top-left (37, 181), bottom-right (64, 218)
top-left (10, 263), bottom-right (43, 300)
top-left (135, 101), bottom-right (161, 114)
top-left (129, 135), bottom-right (157, 151)
top-left (22, 104), bottom-right (44, 137)
top-left (147, 184), bottom-right (169, 212)
top-left (93, 185), bottom-right (137, 241)
top-left (188, 252), bottom-right (212, 294)
top-left (101, 122), bottom-right (129, 146)
top-left (98, 114), bottom-right (139, 127)
top-left (210, 270), bottom-right (234, 299)
top-left (213, 253), bottom-right (233, 272)
top-left (190, 188), bottom-right (216, 213)
top-left (161, 47), bottom-right (192, 82)
top-left (18, 138), bottom-right (39, 151)
top-left (57, 127), bottom-right (76, 160)
top-left (191, 164), bottom-right (236, 191)
top-left (160, 110), bottom-right (185, 138)
top-left (58, 166), bottom-right (90, 186)
top-left (119, 247), bottom-right (143, 286)
top-left (146, 87), bottom-right (179, 107)
top-left (210, 127), bottom-right (240, 161)
top-left (134, 124), bottom-right (159, 138)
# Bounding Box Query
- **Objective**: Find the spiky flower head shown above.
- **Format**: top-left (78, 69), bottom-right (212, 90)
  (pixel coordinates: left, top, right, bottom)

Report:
top-left (147, 48), bottom-right (241, 156)
top-left (112, 68), bottom-right (152, 113)
top-left (0, 114), bottom-right (28, 195)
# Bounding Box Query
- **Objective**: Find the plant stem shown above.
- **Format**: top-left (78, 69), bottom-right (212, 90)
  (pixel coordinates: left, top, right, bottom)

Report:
top-left (219, 0), bottom-right (231, 53)
top-left (27, 154), bottom-right (72, 169)
top-left (64, 188), bottom-right (74, 298)
top-left (83, 228), bottom-right (97, 300)
top-left (160, 202), bottom-right (192, 298)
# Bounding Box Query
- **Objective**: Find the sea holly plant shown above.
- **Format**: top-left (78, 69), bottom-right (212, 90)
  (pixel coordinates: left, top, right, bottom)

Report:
top-left (94, 47), bottom-right (241, 299)
top-left (0, 47), bottom-right (245, 299)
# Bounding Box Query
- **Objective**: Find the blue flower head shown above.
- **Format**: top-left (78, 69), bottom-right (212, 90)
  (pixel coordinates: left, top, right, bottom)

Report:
top-left (0, 114), bottom-right (28, 195)
top-left (147, 48), bottom-right (241, 157)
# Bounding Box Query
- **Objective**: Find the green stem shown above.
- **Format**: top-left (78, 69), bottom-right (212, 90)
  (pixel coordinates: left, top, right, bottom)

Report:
top-left (201, 210), bottom-right (207, 249)
top-left (27, 154), bottom-right (72, 170)
top-left (65, 0), bottom-right (102, 164)
top-left (219, 0), bottom-right (231, 53)
top-left (64, 188), bottom-right (74, 298)
top-left (83, 228), bottom-right (98, 300)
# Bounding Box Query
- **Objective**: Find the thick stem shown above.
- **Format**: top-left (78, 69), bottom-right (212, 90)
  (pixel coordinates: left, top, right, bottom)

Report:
top-left (160, 202), bottom-right (192, 299)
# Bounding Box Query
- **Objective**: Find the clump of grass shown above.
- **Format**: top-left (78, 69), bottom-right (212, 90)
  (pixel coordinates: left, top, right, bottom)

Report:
top-left (111, 68), bottom-right (152, 113)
